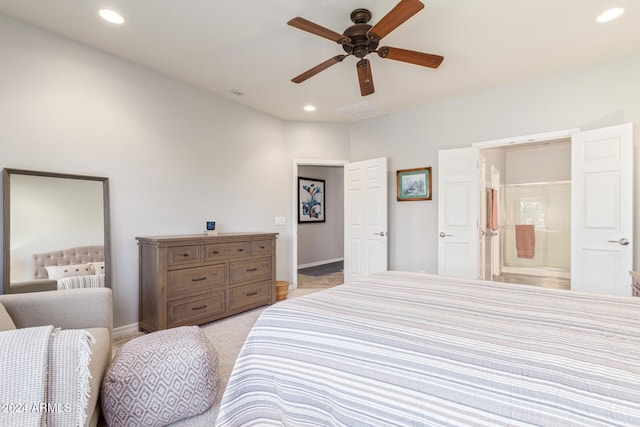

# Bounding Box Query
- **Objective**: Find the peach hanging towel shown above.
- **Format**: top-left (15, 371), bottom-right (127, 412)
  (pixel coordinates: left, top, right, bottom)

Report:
top-left (488, 189), bottom-right (499, 230)
top-left (515, 224), bottom-right (535, 259)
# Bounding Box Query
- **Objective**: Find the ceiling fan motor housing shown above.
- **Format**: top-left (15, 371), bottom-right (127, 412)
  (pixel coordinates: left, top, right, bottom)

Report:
top-left (342, 9), bottom-right (379, 58)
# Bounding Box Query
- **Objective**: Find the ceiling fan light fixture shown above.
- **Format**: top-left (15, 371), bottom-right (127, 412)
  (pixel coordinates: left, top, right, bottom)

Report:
top-left (596, 8), bottom-right (624, 23)
top-left (287, 0), bottom-right (442, 97)
top-left (99, 9), bottom-right (125, 24)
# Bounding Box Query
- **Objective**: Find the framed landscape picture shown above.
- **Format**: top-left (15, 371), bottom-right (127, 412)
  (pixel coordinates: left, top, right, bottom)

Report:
top-left (298, 177), bottom-right (325, 223)
top-left (396, 167), bottom-right (432, 201)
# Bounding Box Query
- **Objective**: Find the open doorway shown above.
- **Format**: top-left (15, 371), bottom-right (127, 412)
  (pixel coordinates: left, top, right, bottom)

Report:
top-left (439, 124), bottom-right (632, 296)
top-left (480, 139), bottom-right (571, 289)
top-left (291, 160), bottom-right (347, 289)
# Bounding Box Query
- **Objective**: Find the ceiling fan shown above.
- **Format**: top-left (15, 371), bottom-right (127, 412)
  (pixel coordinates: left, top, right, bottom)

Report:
top-left (287, 0), bottom-right (444, 96)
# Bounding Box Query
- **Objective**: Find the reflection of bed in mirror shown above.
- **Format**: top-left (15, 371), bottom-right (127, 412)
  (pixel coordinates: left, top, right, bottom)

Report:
top-left (35, 245), bottom-right (105, 290)
top-left (10, 245), bottom-right (106, 292)
top-left (3, 168), bottom-right (111, 295)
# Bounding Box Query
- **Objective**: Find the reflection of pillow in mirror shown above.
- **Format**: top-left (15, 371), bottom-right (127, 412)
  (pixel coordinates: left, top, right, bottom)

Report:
top-left (90, 262), bottom-right (105, 275)
top-left (45, 263), bottom-right (92, 280)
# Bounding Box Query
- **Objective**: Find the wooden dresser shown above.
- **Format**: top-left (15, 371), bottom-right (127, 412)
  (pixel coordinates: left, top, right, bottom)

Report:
top-left (136, 233), bottom-right (277, 332)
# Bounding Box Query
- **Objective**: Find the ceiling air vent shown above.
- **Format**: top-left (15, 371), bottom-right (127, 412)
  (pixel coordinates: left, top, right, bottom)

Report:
top-left (335, 101), bottom-right (384, 121)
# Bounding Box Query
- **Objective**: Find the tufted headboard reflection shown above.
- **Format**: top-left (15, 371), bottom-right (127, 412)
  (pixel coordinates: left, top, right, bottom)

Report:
top-left (32, 245), bottom-right (105, 280)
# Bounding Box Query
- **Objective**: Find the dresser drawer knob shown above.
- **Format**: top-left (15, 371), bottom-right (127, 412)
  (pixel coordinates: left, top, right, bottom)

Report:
top-left (192, 305), bottom-right (207, 311)
top-left (238, 249), bottom-right (244, 252)
top-left (192, 277), bottom-right (207, 282)
top-left (246, 268), bottom-right (258, 272)
top-left (180, 253), bottom-right (189, 257)
top-left (260, 246), bottom-right (265, 249)
top-left (246, 291), bottom-right (258, 296)
top-left (212, 251), bottom-right (219, 254)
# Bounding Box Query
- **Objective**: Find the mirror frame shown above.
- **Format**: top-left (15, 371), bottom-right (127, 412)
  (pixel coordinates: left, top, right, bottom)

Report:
top-left (2, 168), bottom-right (111, 293)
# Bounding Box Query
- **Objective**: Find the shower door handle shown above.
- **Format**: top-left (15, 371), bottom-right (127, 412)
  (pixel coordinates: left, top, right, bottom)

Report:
top-left (607, 238), bottom-right (630, 246)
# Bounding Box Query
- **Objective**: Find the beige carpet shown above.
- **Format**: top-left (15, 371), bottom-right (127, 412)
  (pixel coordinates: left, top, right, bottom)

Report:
top-left (109, 285), bottom-right (338, 425)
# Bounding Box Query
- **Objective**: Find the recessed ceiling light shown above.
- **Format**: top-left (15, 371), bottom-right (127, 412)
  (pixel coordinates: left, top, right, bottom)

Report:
top-left (99, 9), bottom-right (125, 24)
top-left (596, 8), bottom-right (624, 23)
top-left (303, 105), bottom-right (316, 112)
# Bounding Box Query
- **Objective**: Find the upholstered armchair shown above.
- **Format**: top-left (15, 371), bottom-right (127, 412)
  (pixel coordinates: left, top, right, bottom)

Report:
top-left (0, 288), bottom-right (113, 427)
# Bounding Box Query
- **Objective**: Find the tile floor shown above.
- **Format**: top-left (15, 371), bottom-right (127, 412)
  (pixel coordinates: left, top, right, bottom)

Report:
top-left (297, 271), bottom-right (344, 288)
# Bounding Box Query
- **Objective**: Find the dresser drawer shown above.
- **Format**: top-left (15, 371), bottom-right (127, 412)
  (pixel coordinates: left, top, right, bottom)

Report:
top-left (168, 245), bottom-right (202, 266)
top-left (229, 257), bottom-right (271, 284)
top-left (168, 264), bottom-right (225, 298)
top-left (205, 242), bottom-right (250, 261)
top-left (251, 240), bottom-right (273, 256)
top-left (229, 281), bottom-right (271, 310)
top-left (168, 291), bottom-right (226, 327)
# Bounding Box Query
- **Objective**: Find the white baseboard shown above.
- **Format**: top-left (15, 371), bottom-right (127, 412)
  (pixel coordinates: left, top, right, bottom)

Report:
top-left (112, 323), bottom-right (140, 337)
top-left (297, 257), bottom-right (344, 270)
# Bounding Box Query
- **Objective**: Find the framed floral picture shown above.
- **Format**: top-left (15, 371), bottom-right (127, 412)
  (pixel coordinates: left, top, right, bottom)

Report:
top-left (396, 167), bottom-right (432, 201)
top-left (298, 177), bottom-right (325, 223)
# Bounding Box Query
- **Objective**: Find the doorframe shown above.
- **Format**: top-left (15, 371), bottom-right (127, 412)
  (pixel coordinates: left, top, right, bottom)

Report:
top-left (472, 128), bottom-right (580, 149)
top-left (291, 159), bottom-right (348, 289)
top-left (470, 127), bottom-right (580, 280)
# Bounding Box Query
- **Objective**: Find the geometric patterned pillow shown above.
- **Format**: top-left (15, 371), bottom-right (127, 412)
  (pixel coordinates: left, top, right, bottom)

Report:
top-left (101, 326), bottom-right (217, 427)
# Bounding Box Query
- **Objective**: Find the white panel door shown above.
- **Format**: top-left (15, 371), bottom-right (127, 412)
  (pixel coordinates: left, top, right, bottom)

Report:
top-left (437, 147), bottom-right (479, 278)
top-left (344, 157), bottom-right (388, 284)
top-left (571, 123), bottom-right (633, 296)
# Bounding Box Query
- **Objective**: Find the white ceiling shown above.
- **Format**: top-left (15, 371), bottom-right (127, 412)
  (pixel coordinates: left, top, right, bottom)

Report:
top-left (1, 0), bottom-right (639, 122)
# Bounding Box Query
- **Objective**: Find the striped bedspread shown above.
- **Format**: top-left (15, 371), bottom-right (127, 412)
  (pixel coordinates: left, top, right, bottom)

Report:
top-left (216, 271), bottom-right (640, 426)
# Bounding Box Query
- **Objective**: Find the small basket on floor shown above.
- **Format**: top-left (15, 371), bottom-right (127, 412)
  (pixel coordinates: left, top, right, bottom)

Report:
top-left (276, 281), bottom-right (289, 301)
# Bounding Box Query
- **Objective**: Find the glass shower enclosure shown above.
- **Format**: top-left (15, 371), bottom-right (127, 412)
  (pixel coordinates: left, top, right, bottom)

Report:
top-left (501, 181), bottom-right (571, 278)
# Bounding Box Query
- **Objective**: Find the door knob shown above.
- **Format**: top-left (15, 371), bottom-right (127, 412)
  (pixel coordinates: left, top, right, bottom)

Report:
top-left (607, 237), bottom-right (630, 246)
top-left (439, 232), bottom-right (452, 238)
top-left (374, 231), bottom-right (386, 237)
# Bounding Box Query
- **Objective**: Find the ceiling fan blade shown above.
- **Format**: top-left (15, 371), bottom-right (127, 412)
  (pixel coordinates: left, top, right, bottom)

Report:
top-left (292, 55), bottom-right (347, 84)
top-left (287, 17), bottom-right (350, 44)
top-left (378, 46), bottom-right (444, 68)
top-left (356, 59), bottom-right (375, 96)
top-left (367, 0), bottom-right (424, 42)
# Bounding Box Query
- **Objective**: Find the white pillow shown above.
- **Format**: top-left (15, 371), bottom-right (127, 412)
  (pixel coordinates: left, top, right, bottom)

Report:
top-left (45, 263), bottom-right (92, 280)
top-left (90, 262), bottom-right (106, 275)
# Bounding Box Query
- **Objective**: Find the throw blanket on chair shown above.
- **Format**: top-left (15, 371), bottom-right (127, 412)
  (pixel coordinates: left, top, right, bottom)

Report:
top-left (0, 326), bottom-right (95, 427)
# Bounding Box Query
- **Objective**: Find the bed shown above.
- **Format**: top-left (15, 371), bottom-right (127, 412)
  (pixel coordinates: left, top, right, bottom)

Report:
top-left (216, 271), bottom-right (640, 426)
top-left (33, 245), bottom-right (105, 290)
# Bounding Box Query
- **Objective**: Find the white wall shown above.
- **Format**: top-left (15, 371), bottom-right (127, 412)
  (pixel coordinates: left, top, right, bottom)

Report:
top-left (297, 165), bottom-right (344, 267)
top-left (0, 14), bottom-right (350, 328)
top-left (351, 53), bottom-right (640, 273)
top-left (505, 142), bottom-right (571, 184)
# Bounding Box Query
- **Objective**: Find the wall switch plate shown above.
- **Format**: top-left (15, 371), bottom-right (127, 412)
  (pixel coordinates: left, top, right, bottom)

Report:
top-left (275, 216), bottom-right (286, 226)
